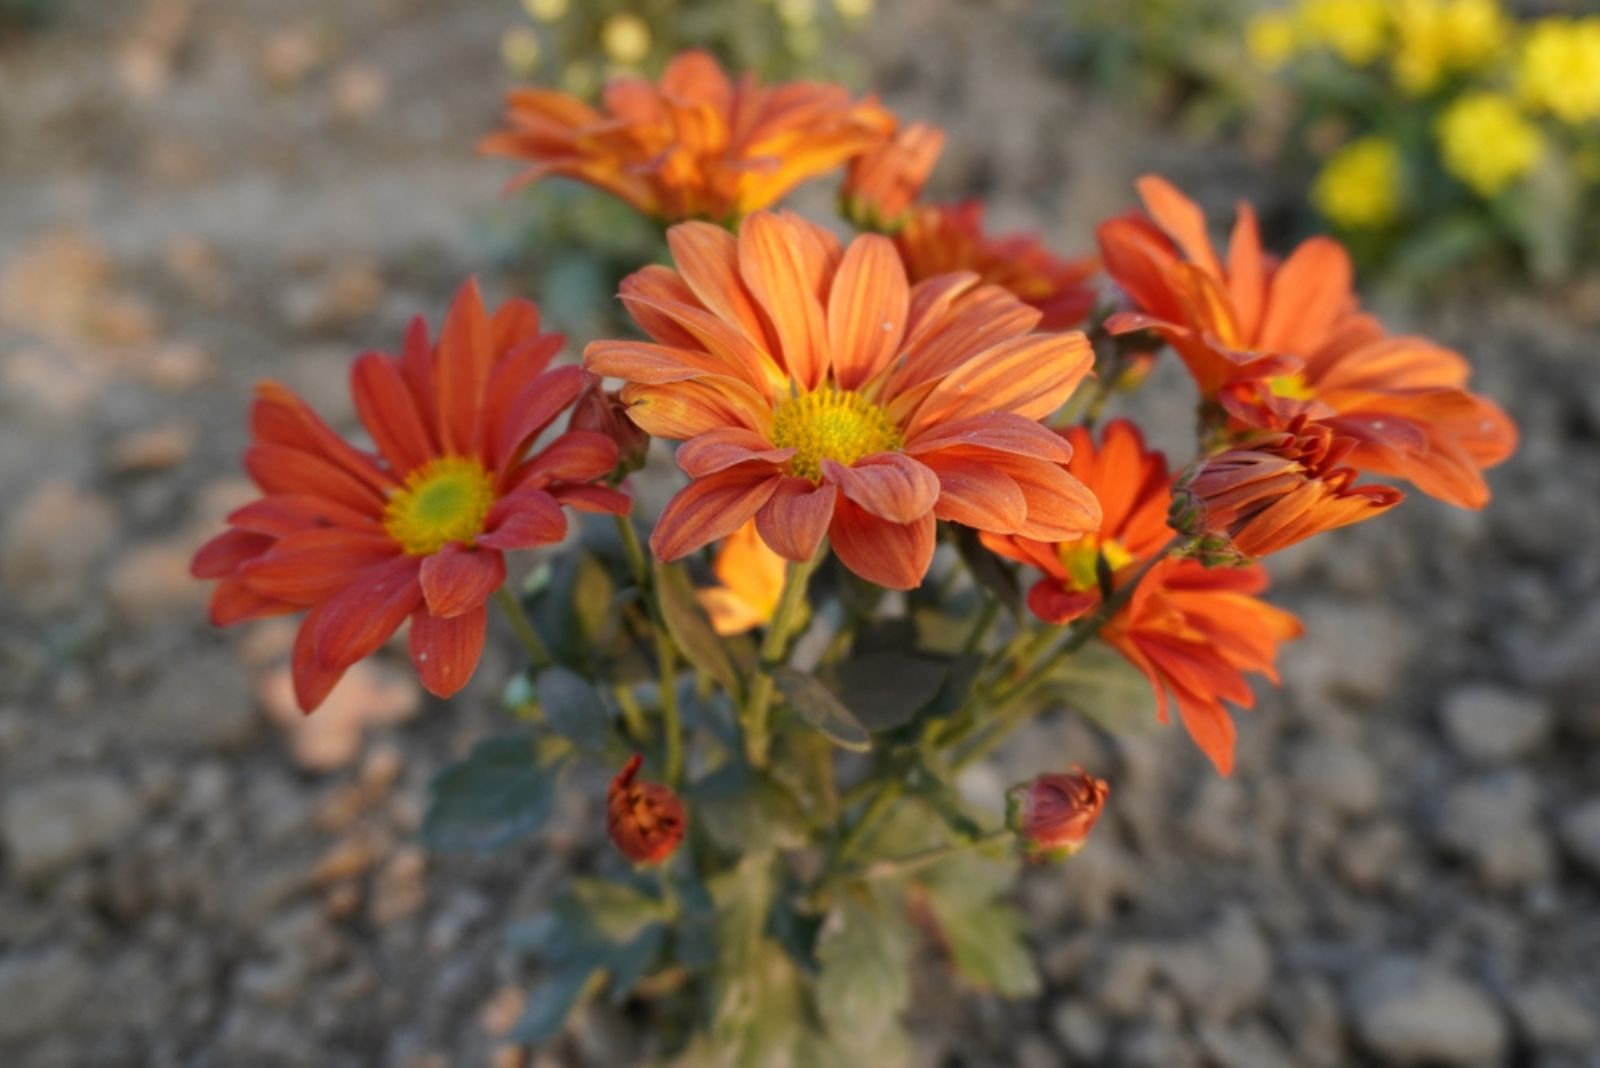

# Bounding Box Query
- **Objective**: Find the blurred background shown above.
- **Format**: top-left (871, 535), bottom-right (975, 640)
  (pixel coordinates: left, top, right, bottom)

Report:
top-left (1, 0), bottom-right (1597, 1065)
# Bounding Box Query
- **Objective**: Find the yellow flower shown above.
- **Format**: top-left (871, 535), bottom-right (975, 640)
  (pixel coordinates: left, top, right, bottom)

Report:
top-left (1313, 137), bottom-right (1402, 228)
top-left (1392, 0), bottom-right (1507, 95)
top-left (1297, 0), bottom-right (1388, 67)
top-left (601, 13), bottom-right (652, 66)
top-left (1247, 11), bottom-right (1300, 71)
top-left (500, 27), bottom-right (541, 73)
top-left (834, 0), bottom-right (873, 19)
top-left (522, 0), bottom-right (568, 22)
top-left (1437, 92), bottom-right (1543, 196)
top-left (696, 521), bottom-right (789, 637)
top-left (1519, 18), bottom-right (1600, 125)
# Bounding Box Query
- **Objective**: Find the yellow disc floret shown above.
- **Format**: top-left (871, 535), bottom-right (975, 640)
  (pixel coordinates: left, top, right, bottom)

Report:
top-left (1058, 538), bottom-right (1135, 592)
top-left (383, 456), bottom-right (496, 556)
top-left (770, 386), bottom-right (903, 482)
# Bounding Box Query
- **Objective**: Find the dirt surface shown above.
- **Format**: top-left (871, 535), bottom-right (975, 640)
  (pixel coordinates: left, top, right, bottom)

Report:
top-left (2, 2), bottom-right (1598, 1066)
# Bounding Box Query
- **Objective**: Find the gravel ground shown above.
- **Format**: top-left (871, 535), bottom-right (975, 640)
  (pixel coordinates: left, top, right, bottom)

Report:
top-left (2, 2), bottom-right (1597, 1066)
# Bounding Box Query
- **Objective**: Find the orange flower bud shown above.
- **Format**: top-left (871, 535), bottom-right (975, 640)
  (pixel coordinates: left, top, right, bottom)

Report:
top-left (1007, 766), bottom-right (1109, 861)
top-left (606, 754), bottom-right (686, 865)
top-left (571, 379), bottom-right (651, 483)
top-left (1171, 420), bottom-right (1403, 565)
top-left (841, 122), bottom-right (945, 232)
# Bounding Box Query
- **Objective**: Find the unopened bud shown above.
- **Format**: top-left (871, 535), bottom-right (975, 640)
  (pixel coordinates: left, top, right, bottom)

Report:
top-left (1006, 766), bottom-right (1109, 862)
top-left (840, 122), bottom-right (945, 233)
top-left (607, 754), bottom-right (686, 864)
top-left (572, 379), bottom-right (650, 483)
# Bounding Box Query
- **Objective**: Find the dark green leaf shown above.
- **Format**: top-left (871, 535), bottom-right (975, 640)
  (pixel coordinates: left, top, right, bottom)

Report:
top-left (607, 923), bottom-right (668, 1003)
top-left (569, 876), bottom-right (665, 942)
top-left (774, 667), bottom-right (871, 752)
top-left (571, 552), bottom-right (618, 648)
top-left (535, 666), bottom-right (610, 751)
top-left (691, 761), bottom-right (807, 852)
top-left (1045, 641), bottom-right (1159, 736)
top-left (956, 526), bottom-right (1021, 617)
top-left (510, 964), bottom-right (597, 1044)
top-left (655, 560), bottom-right (743, 697)
top-left (422, 735), bottom-right (555, 852)
top-left (834, 652), bottom-right (946, 732)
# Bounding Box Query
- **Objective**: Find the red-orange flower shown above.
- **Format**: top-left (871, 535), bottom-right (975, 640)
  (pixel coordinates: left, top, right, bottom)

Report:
top-left (584, 211), bottom-right (1102, 590)
top-left (607, 754), bottom-right (687, 864)
top-left (1171, 418), bottom-right (1404, 563)
top-left (983, 420), bottom-right (1302, 776)
top-left (1100, 175), bottom-right (1517, 508)
top-left (190, 281), bottom-right (629, 712)
top-left (1006, 766), bottom-right (1109, 862)
top-left (896, 201), bottom-right (1099, 330)
top-left (481, 49), bottom-right (895, 224)
top-left (840, 121), bottom-right (945, 231)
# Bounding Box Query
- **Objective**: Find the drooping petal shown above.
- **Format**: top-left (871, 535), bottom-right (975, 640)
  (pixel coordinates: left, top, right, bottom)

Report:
top-left (755, 477), bottom-right (837, 562)
top-left (822, 453), bottom-right (939, 524)
top-left (478, 490), bottom-right (568, 550)
top-left (191, 528), bottom-right (275, 579)
top-left (307, 556), bottom-right (424, 671)
top-left (239, 528), bottom-right (401, 603)
top-left (827, 497), bottom-right (935, 590)
top-left (292, 604), bottom-right (346, 713)
top-left (675, 428), bottom-right (793, 478)
top-left (409, 605), bottom-right (488, 699)
top-left (649, 465), bottom-right (781, 561)
top-left (919, 453), bottom-right (1028, 532)
top-left (419, 543), bottom-right (506, 619)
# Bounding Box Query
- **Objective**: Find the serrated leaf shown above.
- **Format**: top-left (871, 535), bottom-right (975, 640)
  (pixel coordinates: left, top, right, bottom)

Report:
top-left (834, 652), bottom-right (946, 732)
top-left (422, 735), bottom-right (555, 853)
top-left (655, 560), bottom-right (743, 697)
top-left (774, 667), bottom-right (871, 752)
top-left (510, 964), bottom-right (598, 1044)
top-left (535, 665), bottom-right (611, 751)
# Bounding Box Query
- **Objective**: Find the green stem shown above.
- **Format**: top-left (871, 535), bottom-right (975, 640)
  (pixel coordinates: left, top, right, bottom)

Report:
top-left (742, 546), bottom-right (825, 769)
top-left (614, 683), bottom-right (648, 743)
top-left (493, 586), bottom-right (553, 670)
top-left (655, 629), bottom-right (684, 786)
top-left (960, 596), bottom-right (1001, 657)
top-left (853, 829), bottom-right (1012, 883)
top-left (831, 778), bottom-right (905, 871)
top-left (613, 513), bottom-right (650, 591)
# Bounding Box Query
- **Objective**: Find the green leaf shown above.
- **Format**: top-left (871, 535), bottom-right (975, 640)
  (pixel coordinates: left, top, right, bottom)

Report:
top-left (510, 964), bottom-right (598, 1044)
top-left (834, 652), bottom-right (946, 732)
top-left (774, 667), bottom-right (871, 752)
top-left (572, 552), bottom-right (619, 649)
top-left (1045, 640), bottom-right (1159, 736)
top-left (927, 898), bottom-right (1040, 998)
top-left (655, 560), bottom-right (743, 698)
top-left (956, 526), bottom-right (1021, 617)
top-left (691, 761), bottom-right (807, 853)
top-left (535, 666), bottom-right (611, 751)
top-left (815, 895), bottom-right (913, 1042)
top-left (422, 735), bottom-right (556, 852)
top-left (569, 876), bottom-right (666, 942)
top-left (607, 923), bottom-right (668, 1003)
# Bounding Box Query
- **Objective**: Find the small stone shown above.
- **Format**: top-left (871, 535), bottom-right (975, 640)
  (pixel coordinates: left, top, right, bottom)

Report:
top-left (105, 538), bottom-right (208, 623)
top-left (137, 341), bottom-right (215, 391)
top-left (1289, 737), bottom-right (1383, 817)
top-left (134, 649), bottom-right (258, 752)
top-left (1558, 798), bottom-right (1600, 879)
top-left (330, 63), bottom-right (388, 121)
top-left (0, 480), bottom-right (119, 615)
top-left (1014, 1034), bottom-right (1058, 1068)
top-left (1436, 772), bottom-right (1554, 890)
top-left (1156, 909), bottom-right (1273, 1021)
top-left (104, 423), bottom-right (195, 473)
top-left (1511, 981), bottom-right (1599, 1050)
top-left (1049, 999), bottom-right (1107, 1060)
top-left (1439, 684), bottom-right (1553, 763)
top-left (0, 948), bottom-right (93, 1039)
top-left (1349, 957), bottom-right (1507, 1065)
top-left (258, 658), bottom-right (420, 772)
top-left (1284, 601), bottom-right (1418, 705)
top-left (370, 846), bottom-right (428, 926)
top-left (2, 773), bottom-right (141, 879)
top-left (1094, 944), bottom-right (1155, 1017)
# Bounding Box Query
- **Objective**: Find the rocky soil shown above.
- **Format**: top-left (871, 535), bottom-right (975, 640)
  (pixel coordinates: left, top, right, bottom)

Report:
top-left (2, 1), bottom-right (1597, 1066)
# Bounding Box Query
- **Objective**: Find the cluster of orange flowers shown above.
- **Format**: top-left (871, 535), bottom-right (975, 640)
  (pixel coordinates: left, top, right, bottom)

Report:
top-left (194, 51), bottom-right (1515, 858)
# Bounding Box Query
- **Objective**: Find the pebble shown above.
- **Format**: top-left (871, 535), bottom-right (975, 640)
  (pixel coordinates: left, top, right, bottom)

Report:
top-left (0, 480), bottom-right (119, 615)
top-left (104, 423), bottom-right (195, 474)
top-left (0, 948), bottom-right (93, 1039)
top-left (1155, 909), bottom-right (1273, 1021)
top-left (1510, 980), bottom-right (1599, 1050)
top-left (105, 538), bottom-right (209, 623)
top-left (2, 773), bottom-right (142, 880)
top-left (1289, 737), bottom-right (1383, 817)
top-left (1557, 798), bottom-right (1600, 879)
top-left (1049, 999), bottom-right (1107, 1061)
top-left (1348, 957), bottom-right (1507, 1065)
top-left (1435, 772), bottom-right (1554, 890)
top-left (1439, 684), bottom-right (1552, 763)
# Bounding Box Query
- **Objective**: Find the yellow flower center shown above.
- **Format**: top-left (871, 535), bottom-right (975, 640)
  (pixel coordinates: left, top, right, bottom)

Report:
top-left (382, 456), bottom-right (496, 556)
top-left (769, 386), bottom-right (903, 482)
top-left (1058, 537), bottom-right (1135, 591)
top-left (1266, 373), bottom-right (1317, 401)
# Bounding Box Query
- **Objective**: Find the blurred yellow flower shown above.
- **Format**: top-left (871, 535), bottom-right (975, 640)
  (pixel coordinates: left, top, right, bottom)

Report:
top-left (601, 13), bottom-right (652, 66)
top-left (777, 0), bottom-right (816, 29)
top-left (522, 0), bottom-right (568, 23)
top-left (1519, 18), bottom-right (1600, 125)
top-left (696, 521), bottom-right (789, 637)
top-left (1313, 136), bottom-right (1402, 228)
top-left (1392, 0), bottom-right (1507, 95)
top-left (1247, 12), bottom-right (1299, 71)
top-left (500, 27), bottom-right (541, 73)
top-left (1437, 92), bottom-right (1542, 196)
top-left (1297, 0), bottom-right (1388, 67)
top-left (834, 0), bottom-right (874, 20)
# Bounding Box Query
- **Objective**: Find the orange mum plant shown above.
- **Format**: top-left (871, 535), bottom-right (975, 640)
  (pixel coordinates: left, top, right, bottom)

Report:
top-left (193, 47), bottom-right (1518, 1062)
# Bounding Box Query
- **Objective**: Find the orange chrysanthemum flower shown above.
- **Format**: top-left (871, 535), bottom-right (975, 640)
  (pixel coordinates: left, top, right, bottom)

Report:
top-left (983, 420), bottom-right (1302, 776)
top-left (481, 49), bottom-right (895, 224)
top-left (1100, 175), bottom-right (1517, 508)
top-left (1171, 418), bottom-right (1404, 563)
top-left (840, 121), bottom-right (946, 231)
top-left (896, 201), bottom-right (1100, 330)
top-left (584, 210), bottom-right (1102, 590)
top-left (190, 281), bottom-right (629, 711)
top-left (697, 519), bottom-right (788, 636)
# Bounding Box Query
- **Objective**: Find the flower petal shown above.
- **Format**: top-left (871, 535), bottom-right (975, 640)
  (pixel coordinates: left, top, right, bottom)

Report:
top-left (239, 528), bottom-right (400, 603)
top-left (919, 453), bottom-right (1027, 532)
top-left (905, 413), bottom-right (1074, 464)
top-left (550, 484), bottom-right (632, 515)
top-left (827, 497), bottom-right (935, 590)
top-left (420, 543), bottom-right (506, 619)
top-left (409, 605), bottom-right (488, 699)
top-left (309, 556), bottom-right (424, 671)
top-left (292, 605), bottom-right (346, 713)
top-left (1136, 175), bottom-right (1223, 280)
top-left (509, 430), bottom-right (619, 492)
top-left (478, 490), bottom-right (569, 550)
top-left (828, 233), bottom-right (909, 390)
top-left (755, 476), bottom-right (837, 562)
top-left (822, 453), bottom-right (939, 524)
top-left (1255, 237), bottom-right (1353, 356)
top-left (649, 465), bottom-right (781, 561)
top-left (434, 278), bottom-right (494, 455)
top-left (491, 364), bottom-right (590, 469)
top-left (352, 352), bottom-right (437, 475)
top-left (209, 578), bottom-right (297, 627)
top-left (738, 212), bottom-right (831, 390)
top-left (676, 428), bottom-right (793, 478)
top-left (191, 528), bottom-right (275, 579)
